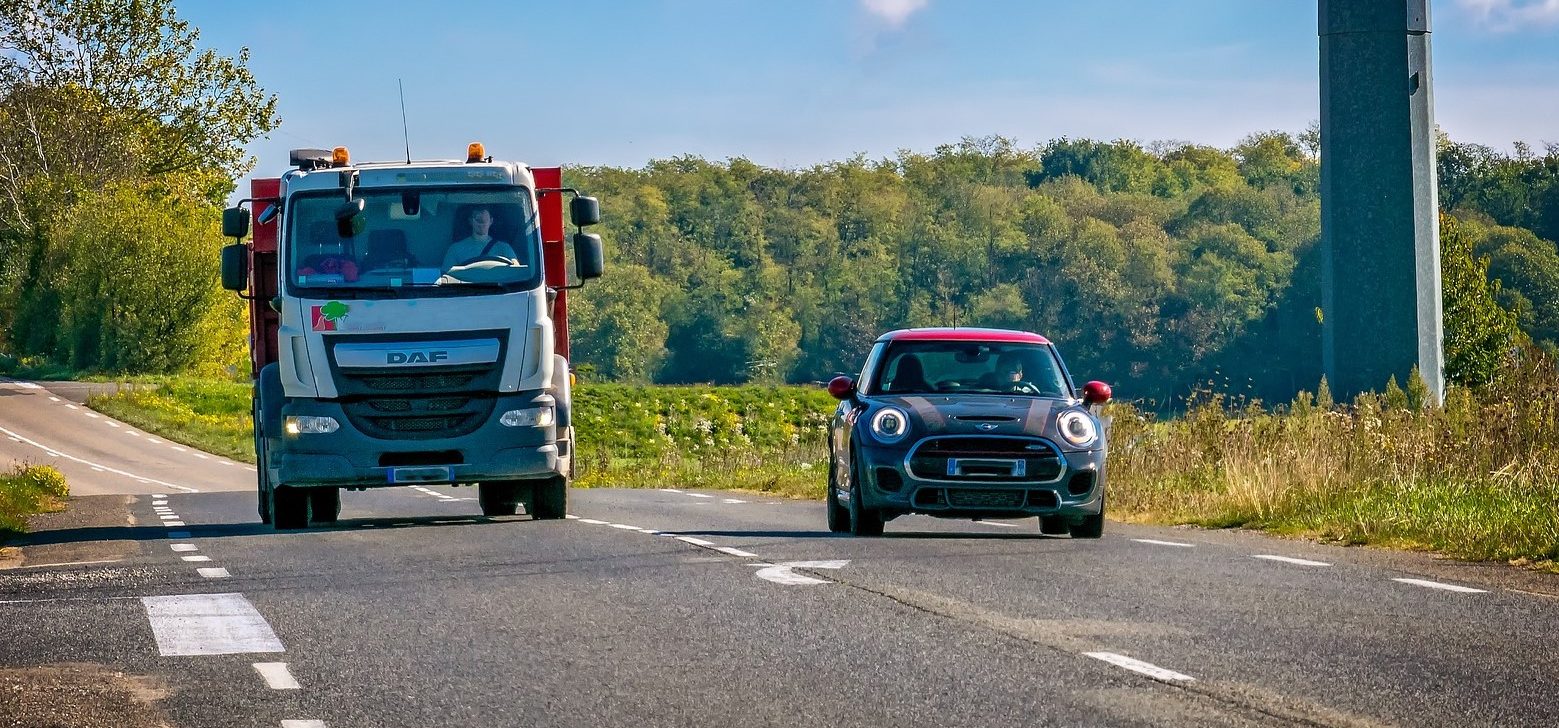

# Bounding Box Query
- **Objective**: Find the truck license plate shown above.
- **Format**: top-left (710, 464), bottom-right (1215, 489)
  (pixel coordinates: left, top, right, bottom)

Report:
top-left (389, 466), bottom-right (453, 484)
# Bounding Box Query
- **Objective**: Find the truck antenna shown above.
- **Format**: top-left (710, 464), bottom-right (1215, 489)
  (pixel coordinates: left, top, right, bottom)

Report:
top-left (398, 78), bottom-right (412, 164)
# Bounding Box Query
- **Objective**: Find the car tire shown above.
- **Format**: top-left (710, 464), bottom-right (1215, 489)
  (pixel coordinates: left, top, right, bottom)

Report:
top-left (1070, 497), bottom-right (1105, 539)
top-left (847, 449), bottom-right (884, 537)
top-left (478, 481), bottom-right (520, 517)
top-left (271, 485), bottom-right (311, 530)
top-left (1039, 515), bottom-right (1068, 535)
top-left (532, 476), bottom-right (568, 520)
top-left (309, 487), bottom-right (341, 523)
top-left (826, 451), bottom-right (850, 533)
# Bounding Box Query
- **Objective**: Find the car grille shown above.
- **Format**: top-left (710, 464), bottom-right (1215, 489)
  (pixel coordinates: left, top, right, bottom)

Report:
top-left (947, 489), bottom-right (1025, 508)
top-left (907, 436), bottom-right (1064, 483)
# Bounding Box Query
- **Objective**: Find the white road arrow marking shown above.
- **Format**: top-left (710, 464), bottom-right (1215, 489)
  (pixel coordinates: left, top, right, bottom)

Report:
top-left (755, 560), bottom-right (849, 586)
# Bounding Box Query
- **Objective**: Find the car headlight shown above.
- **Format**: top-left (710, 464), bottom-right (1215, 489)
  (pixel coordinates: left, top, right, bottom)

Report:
top-left (1057, 410), bottom-right (1097, 447)
top-left (500, 406), bottom-right (555, 428)
top-left (284, 416), bottom-right (339, 435)
top-left (869, 407), bottom-right (910, 444)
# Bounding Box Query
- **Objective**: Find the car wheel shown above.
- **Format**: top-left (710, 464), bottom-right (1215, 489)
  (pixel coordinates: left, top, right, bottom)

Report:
top-left (1070, 496), bottom-right (1104, 539)
top-left (532, 476), bottom-right (568, 520)
top-left (478, 481), bottom-right (520, 517)
top-left (271, 485), bottom-right (311, 530)
top-left (847, 448), bottom-right (884, 537)
top-left (1039, 515), bottom-right (1068, 535)
top-left (826, 452), bottom-right (850, 533)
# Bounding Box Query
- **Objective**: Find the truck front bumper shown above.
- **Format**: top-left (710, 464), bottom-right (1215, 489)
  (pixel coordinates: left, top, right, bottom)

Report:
top-left (270, 391), bottom-right (562, 488)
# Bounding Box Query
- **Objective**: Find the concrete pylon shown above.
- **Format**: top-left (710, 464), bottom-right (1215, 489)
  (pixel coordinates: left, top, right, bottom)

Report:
top-left (1319, 0), bottom-right (1444, 402)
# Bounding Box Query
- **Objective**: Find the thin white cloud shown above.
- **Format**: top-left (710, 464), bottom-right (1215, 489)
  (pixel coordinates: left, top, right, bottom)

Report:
top-left (1457, 0), bottom-right (1559, 30)
top-left (861, 0), bottom-right (929, 28)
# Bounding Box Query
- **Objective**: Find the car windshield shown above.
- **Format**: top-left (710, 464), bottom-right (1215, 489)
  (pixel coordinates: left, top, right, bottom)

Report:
top-left (870, 341), bottom-right (1070, 397)
top-left (285, 186), bottom-right (540, 295)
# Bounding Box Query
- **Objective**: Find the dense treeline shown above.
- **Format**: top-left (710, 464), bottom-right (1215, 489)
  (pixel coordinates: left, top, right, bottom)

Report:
top-left (565, 134), bottom-right (1557, 404)
top-left (0, 0), bottom-right (274, 375)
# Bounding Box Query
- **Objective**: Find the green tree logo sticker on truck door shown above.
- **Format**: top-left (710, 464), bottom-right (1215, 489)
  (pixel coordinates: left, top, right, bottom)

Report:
top-left (311, 301), bottom-right (350, 331)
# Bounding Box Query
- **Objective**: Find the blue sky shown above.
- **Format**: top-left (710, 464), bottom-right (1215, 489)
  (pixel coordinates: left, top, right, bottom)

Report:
top-left (179, 0), bottom-right (1559, 185)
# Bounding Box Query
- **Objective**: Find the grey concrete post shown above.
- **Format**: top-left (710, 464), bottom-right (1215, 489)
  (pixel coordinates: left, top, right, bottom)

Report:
top-left (1319, 0), bottom-right (1444, 402)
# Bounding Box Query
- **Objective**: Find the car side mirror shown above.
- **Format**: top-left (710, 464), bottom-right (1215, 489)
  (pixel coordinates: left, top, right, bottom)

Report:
top-left (220, 243), bottom-right (249, 292)
top-left (570, 196), bottom-right (601, 226)
top-left (573, 232), bottom-right (604, 281)
top-left (222, 206), bottom-right (250, 239)
top-left (827, 375), bottom-right (856, 400)
top-left (1082, 380), bottom-right (1112, 405)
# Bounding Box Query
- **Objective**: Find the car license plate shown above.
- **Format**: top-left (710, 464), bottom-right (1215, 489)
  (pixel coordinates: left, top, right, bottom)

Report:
top-left (389, 466), bottom-right (453, 484)
top-left (947, 458), bottom-right (1026, 478)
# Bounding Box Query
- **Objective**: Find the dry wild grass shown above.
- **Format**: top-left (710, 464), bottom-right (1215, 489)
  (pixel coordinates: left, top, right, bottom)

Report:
top-left (1107, 350), bottom-right (1559, 566)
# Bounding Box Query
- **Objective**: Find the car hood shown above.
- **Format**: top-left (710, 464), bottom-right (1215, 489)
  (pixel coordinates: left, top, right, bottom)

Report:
top-left (872, 394), bottom-right (1076, 439)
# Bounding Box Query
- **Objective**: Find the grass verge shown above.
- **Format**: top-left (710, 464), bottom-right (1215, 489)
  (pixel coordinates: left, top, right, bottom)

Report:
top-left (0, 466), bottom-right (69, 539)
top-left (89, 356), bottom-right (1559, 568)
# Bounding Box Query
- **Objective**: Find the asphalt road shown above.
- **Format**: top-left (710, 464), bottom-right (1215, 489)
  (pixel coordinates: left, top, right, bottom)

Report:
top-left (3, 379), bottom-right (1559, 727)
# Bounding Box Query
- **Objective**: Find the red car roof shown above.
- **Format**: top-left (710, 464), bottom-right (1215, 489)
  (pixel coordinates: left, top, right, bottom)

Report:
top-left (876, 328), bottom-right (1052, 345)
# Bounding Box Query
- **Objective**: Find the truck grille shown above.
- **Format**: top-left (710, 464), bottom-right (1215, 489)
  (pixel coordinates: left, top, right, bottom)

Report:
top-left (343, 397), bottom-right (494, 440)
top-left (907, 436), bottom-right (1064, 483)
top-left (352, 372), bottom-right (477, 392)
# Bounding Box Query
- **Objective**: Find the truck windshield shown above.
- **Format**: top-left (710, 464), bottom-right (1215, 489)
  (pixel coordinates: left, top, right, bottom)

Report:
top-left (285, 186), bottom-right (540, 295)
top-left (870, 342), bottom-right (1071, 398)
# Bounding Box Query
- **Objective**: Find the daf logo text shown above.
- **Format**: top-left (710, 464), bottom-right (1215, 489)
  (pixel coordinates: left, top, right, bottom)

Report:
top-left (386, 351), bottom-right (450, 365)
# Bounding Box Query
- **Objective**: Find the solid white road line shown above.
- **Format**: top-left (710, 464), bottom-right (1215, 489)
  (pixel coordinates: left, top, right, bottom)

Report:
top-left (197, 567), bottom-right (230, 578)
top-left (675, 536), bottom-right (715, 547)
top-left (716, 546), bottom-right (759, 558)
top-left (1393, 577), bottom-right (1487, 594)
top-left (1133, 538), bottom-right (1195, 548)
top-left (610, 523), bottom-right (645, 531)
top-left (1084, 652), bottom-right (1195, 682)
top-left (660, 488), bottom-right (684, 493)
top-left (170, 544), bottom-right (198, 552)
top-left (1252, 554), bottom-right (1331, 567)
top-left (578, 518), bottom-right (609, 525)
top-left (12, 558), bottom-right (123, 569)
top-left (141, 593), bottom-right (283, 656)
top-left (253, 662), bottom-right (301, 690)
top-left (565, 514), bottom-right (580, 520)
top-left (181, 555), bottom-right (212, 562)
top-left (281, 721), bottom-right (327, 728)
top-left (0, 424), bottom-right (201, 492)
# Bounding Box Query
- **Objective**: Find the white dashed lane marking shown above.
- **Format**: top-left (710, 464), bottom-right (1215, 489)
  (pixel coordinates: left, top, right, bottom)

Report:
top-left (1133, 538), bottom-right (1195, 548)
top-left (181, 555), bottom-right (212, 563)
top-left (141, 593), bottom-right (283, 656)
top-left (1393, 578), bottom-right (1487, 594)
top-left (197, 567), bottom-right (231, 578)
top-left (253, 662), bottom-right (301, 690)
top-left (1084, 652), bottom-right (1195, 682)
top-left (170, 544), bottom-right (198, 553)
top-left (1252, 554), bottom-right (1330, 567)
top-left (281, 721), bottom-right (327, 728)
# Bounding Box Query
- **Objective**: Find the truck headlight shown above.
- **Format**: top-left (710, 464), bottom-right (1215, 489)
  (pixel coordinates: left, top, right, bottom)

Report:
top-left (869, 407), bottom-right (909, 444)
top-left (500, 407), bottom-right (555, 428)
top-left (284, 416), bottom-right (339, 435)
top-left (1058, 410), bottom-right (1097, 447)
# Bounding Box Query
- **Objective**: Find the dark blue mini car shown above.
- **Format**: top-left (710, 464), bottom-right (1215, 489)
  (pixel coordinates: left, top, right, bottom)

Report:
top-left (825, 328), bottom-right (1112, 537)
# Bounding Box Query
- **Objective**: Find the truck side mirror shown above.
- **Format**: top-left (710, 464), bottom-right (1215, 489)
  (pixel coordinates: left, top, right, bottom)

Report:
top-left (221, 243), bottom-right (250, 292)
top-left (573, 232), bottom-right (604, 281)
top-left (570, 196), bottom-right (601, 226)
top-left (222, 206), bottom-right (250, 239)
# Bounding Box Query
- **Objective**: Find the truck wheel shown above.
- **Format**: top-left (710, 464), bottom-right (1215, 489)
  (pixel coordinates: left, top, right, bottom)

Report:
top-left (552, 355), bottom-right (574, 480)
top-left (478, 482), bottom-right (519, 517)
top-left (847, 450), bottom-right (884, 537)
top-left (272, 485), bottom-right (311, 530)
top-left (532, 476), bottom-right (567, 520)
top-left (1069, 497), bottom-right (1105, 539)
top-left (309, 487), bottom-right (341, 523)
top-left (256, 440), bottom-right (273, 525)
top-left (1039, 515), bottom-right (1068, 535)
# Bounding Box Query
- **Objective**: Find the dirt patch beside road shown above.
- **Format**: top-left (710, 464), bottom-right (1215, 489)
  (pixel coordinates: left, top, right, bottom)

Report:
top-left (0, 663), bottom-right (170, 728)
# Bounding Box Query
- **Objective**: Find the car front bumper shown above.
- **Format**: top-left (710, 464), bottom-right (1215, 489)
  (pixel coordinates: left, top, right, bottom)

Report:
top-left (854, 440), bottom-right (1106, 521)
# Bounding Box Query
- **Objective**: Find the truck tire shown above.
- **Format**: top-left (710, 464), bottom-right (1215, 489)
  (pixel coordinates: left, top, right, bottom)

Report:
top-left (256, 436), bottom-right (273, 525)
top-left (532, 476), bottom-right (567, 520)
top-left (478, 482), bottom-right (520, 517)
top-left (272, 485), bottom-right (311, 530)
top-left (309, 488), bottom-right (340, 523)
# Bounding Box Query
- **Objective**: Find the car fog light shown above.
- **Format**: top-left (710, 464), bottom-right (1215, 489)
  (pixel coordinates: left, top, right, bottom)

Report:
top-left (500, 407), bottom-right (555, 428)
top-left (284, 416), bottom-right (339, 435)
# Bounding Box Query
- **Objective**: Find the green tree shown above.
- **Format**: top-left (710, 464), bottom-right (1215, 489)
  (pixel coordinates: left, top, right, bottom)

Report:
top-left (1441, 215), bottom-right (1523, 386)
